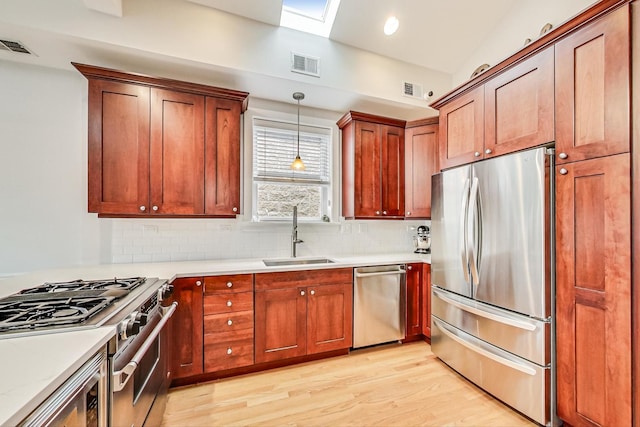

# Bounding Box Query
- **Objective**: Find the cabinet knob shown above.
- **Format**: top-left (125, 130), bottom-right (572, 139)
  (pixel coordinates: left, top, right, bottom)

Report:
top-left (232, 207), bottom-right (238, 213)
top-left (559, 152), bottom-right (568, 159)
top-left (406, 211), bottom-right (411, 216)
top-left (300, 290), bottom-right (305, 296)
top-left (227, 319), bottom-right (233, 326)
top-left (227, 347), bottom-right (232, 355)
top-left (196, 280), bottom-right (202, 286)
top-left (474, 151), bottom-right (481, 157)
top-left (226, 281), bottom-right (233, 288)
top-left (139, 206), bottom-right (146, 212)
top-left (152, 205), bottom-right (159, 212)
top-left (310, 290), bottom-right (315, 295)
top-left (375, 211), bottom-right (381, 215)
top-left (559, 168), bottom-right (568, 175)
top-left (382, 211), bottom-right (387, 215)
top-left (408, 265), bottom-right (412, 270)
top-left (485, 149), bottom-right (492, 155)
top-left (226, 300), bottom-right (232, 307)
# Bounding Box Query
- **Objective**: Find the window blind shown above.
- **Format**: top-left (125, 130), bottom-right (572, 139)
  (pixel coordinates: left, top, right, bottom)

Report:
top-left (253, 119), bottom-right (330, 184)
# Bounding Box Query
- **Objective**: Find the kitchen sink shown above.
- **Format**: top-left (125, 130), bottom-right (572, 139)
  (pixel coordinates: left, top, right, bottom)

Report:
top-left (263, 257), bottom-right (336, 267)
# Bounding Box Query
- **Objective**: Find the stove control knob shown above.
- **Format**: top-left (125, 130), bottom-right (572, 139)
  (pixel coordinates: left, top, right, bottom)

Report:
top-left (135, 313), bottom-right (148, 327)
top-left (121, 312), bottom-right (141, 339)
top-left (158, 283), bottom-right (174, 301)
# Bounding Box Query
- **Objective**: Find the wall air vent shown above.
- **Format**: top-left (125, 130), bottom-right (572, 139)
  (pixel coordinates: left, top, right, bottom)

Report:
top-left (403, 81), bottom-right (423, 99)
top-left (0, 39), bottom-right (33, 55)
top-left (291, 52), bottom-right (320, 77)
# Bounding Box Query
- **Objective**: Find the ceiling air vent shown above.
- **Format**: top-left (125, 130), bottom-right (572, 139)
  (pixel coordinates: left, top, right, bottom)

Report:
top-left (0, 39), bottom-right (33, 54)
top-left (291, 52), bottom-right (320, 77)
top-left (403, 81), bottom-right (423, 99)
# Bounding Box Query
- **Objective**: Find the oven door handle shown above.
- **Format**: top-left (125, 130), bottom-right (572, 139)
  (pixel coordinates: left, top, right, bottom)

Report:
top-left (112, 302), bottom-right (177, 392)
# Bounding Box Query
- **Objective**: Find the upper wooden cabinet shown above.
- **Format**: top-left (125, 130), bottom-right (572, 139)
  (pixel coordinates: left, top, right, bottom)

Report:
top-left (437, 86), bottom-right (484, 170)
top-left (555, 4), bottom-right (630, 164)
top-left (338, 112), bottom-right (406, 219)
top-left (74, 63), bottom-right (248, 217)
top-left (436, 48), bottom-right (554, 170)
top-left (404, 118), bottom-right (438, 219)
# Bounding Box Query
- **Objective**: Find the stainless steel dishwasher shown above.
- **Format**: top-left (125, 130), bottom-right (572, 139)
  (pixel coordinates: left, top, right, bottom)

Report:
top-left (353, 265), bottom-right (406, 348)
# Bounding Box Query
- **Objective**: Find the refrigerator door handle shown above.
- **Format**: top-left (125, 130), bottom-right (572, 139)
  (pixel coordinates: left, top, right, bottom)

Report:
top-left (432, 287), bottom-right (536, 331)
top-left (459, 178), bottom-right (471, 283)
top-left (433, 318), bottom-right (537, 376)
top-left (467, 177), bottom-right (480, 288)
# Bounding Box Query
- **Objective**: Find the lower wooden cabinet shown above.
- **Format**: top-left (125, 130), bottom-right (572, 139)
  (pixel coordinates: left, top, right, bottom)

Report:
top-left (170, 277), bottom-right (204, 379)
top-left (254, 268), bottom-right (353, 364)
top-left (421, 264), bottom-right (431, 339)
top-left (406, 263), bottom-right (431, 339)
top-left (555, 153), bottom-right (631, 426)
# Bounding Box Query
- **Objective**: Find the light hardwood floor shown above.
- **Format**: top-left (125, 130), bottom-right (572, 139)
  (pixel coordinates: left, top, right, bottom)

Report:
top-left (161, 341), bottom-right (535, 426)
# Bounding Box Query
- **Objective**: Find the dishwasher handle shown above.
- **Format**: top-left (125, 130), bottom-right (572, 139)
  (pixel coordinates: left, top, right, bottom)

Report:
top-left (354, 268), bottom-right (406, 278)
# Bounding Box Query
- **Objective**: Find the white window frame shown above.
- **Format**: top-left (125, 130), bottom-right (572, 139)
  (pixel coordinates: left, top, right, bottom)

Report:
top-left (251, 116), bottom-right (332, 223)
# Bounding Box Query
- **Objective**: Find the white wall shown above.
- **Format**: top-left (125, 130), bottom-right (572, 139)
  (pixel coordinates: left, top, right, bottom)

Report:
top-left (0, 61), bottom-right (424, 276)
top-left (453, 0), bottom-right (598, 85)
top-left (0, 60), bottom-right (108, 276)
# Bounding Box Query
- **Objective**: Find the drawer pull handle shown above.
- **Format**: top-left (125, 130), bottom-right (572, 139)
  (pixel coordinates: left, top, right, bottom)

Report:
top-left (559, 152), bottom-right (568, 159)
top-left (227, 347), bottom-right (232, 355)
top-left (474, 151), bottom-right (481, 157)
top-left (227, 319), bottom-right (233, 326)
top-left (226, 282), bottom-right (233, 288)
top-left (559, 168), bottom-right (568, 175)
top-left (300, 290), bottom-right (305, 296)
top-left (196, 281), bottom-right (202, 287)
top-left (310, 290), bottom-right (315, 295)
top-left (226, 300), bottom-right (232, 307)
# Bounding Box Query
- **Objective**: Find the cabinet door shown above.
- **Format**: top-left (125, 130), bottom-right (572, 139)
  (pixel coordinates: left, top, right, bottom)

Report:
top-left (438, 86), bottom-right (484, 170)
top-left (255, 288), bottom-right (307, 363)
top-left (484, 47), bottom-right (554, 157)
top-left (405, 263), bottom-right (422, 337)
top-left (87, 80), bottom-right (150, 214)
top-left (307, 283), bottom-right (353, 354)
top-left (380, 125), bottom-right (405, 217)
top-left (421, 264), bottom-right (431, 338)
top-left (150, 89), bottom-right (205, 215)
top-left (555, 5), bottom-right (630, 164)
top-left (205, 97), bottom-right (242, 216)
top-left (404, 124), bottom-right (438, 218)
top-left (354, 121), bottom-right (381, 218)
top-left (170, 277), bottom-right (204, 379)
top-left (556, 154), bottom-right (631, 426)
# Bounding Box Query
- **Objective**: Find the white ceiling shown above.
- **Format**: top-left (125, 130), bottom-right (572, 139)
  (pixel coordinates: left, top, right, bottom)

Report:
top-left (187, 0), bottom-right (518, 75)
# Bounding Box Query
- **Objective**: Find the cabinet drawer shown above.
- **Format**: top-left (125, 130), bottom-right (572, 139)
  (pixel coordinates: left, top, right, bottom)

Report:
top-left (255, 268), bottom-right (353, 290)
top-left (204, 274), bottom-right (253, 293)
top-left (204, 291), bottom-right (253, 314)
top-left (204, 336), bottom-right (254, 371)
top-left (204, 310), bottom-right (253, 334)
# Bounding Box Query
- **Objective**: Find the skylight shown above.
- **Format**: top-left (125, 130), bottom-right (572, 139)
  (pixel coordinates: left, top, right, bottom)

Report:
top-left (280, 0), bottom-right (341, 38)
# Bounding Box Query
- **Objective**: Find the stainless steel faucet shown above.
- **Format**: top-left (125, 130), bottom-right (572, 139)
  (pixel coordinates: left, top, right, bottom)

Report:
top-left (291, 205), bottom-right (303, 257)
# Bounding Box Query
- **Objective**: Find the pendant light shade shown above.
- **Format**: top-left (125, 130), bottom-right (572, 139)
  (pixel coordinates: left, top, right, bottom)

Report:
top-left (290, 92), bottom-right (306, 171)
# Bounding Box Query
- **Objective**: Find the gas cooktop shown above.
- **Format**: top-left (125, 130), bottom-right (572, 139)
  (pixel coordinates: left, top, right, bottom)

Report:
top-left (0, 277), bottom-right (165, 337)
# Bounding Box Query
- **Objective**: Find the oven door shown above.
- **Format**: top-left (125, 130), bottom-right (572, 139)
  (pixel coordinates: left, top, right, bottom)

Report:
top-left (111, 303), bottom-right (177, 427)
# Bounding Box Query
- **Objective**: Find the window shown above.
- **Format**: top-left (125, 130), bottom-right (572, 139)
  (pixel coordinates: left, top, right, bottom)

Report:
top-left (252, 118), bottom-right (331, 222)
top-left (280, 0), bottom-right (341, 38)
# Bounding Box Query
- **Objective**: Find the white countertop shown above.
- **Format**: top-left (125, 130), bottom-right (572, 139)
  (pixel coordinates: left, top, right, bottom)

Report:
top-left (0, 252), bottom-right (430, 425)
top-left (0, 326), bottom-right (115, 427)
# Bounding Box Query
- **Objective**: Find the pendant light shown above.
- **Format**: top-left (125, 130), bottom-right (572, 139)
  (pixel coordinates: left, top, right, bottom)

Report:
top-left (290, 92), bottom-right (306, 171)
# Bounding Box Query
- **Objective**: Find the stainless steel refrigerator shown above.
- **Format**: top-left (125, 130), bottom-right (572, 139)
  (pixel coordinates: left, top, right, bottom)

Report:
top-left (431, 146), bottom-right (555, 426)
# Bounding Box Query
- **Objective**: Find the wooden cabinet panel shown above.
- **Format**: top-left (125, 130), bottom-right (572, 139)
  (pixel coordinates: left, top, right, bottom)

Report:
top-left (354, 121), bottom-right (382, 218)
top-left (204, 310), bottom-right (254, 333)
top-left (438, 86), bottom-right (484, 170)
top-left (205, 97), bottom-right (242, 216)
top-left (170, 277), bottom-right (204, 379)
top-left (307, 283), bottom-right (353, 354)
top-left (380, 125), bottom-right (405, 217)
top-left (255, 268), bottom-right (352, 291)
top-left (405, 264), bottom-right (422, 338)
top-left (255, 287), bottom-right (307, 363)
top-left (204, 331), bottom-right (254, 372)
top-left (421, 264), bottom-right (431, 339)
top-left (150, 89), bottom-right (205, 215)
top-left (555, 5), bottom-right (630, 163)
top-left (556, 153), bottom-right (631, 427)
top-left (204, 292), bottom-right (253, 314)
top-left (484, 47), bottom-right (554, 157)
top-left (87, 80), bottom-right (150, 214)
top-left (404, 121), bottom-right (438, 219)
top-left (203, 274), bottom-right (252, 294)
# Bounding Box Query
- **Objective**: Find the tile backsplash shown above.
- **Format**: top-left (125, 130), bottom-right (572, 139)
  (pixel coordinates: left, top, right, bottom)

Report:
top-left (111, 218), bottom-right (429, 264)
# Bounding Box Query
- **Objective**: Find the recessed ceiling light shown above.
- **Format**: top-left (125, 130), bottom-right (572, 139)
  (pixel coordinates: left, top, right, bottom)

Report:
top-left (384, 16), bottom-right (399, 35)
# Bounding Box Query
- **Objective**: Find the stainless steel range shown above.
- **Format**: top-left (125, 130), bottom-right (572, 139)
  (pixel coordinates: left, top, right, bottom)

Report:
top-left (2, 277), bottom-right (177, 427)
